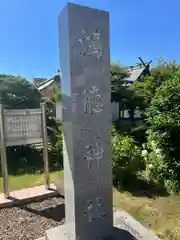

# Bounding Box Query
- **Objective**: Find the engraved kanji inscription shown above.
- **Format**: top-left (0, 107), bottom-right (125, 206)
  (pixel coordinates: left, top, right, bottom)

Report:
top-left (78, 29), bottom-right (102, 59)
top-left (83, 85), bottom-right (104, 115)
top-left (84, 197), bottom-right (106, 222)
top-left (84, 142), bottom-right (104, 170)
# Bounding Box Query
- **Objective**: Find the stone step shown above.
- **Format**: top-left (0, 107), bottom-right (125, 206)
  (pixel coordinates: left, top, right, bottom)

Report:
top-left (45, 225), bottom-right (68, 240)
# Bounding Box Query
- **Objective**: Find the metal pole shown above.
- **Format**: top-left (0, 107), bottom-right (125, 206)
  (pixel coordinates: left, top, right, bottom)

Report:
top-left (41, 103), bottom-right (50, 189)
top-left (0, 104), bottom-right (9, 198)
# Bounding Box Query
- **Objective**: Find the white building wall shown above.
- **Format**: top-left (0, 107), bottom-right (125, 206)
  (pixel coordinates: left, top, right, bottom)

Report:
top-left (56, 102), bottom-right (142, 122)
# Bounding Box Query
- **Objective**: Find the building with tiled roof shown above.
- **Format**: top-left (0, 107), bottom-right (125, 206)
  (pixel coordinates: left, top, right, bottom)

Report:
top-left (123, 62), bottom-right (151, 86)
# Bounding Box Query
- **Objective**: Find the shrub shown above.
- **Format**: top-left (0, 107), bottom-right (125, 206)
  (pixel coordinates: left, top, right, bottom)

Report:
top-left (143, 129), bottom-right (180, 194)
top-left (5, 145), bottom-right (43, 175)
top-left (49, 124), bottom-right (63, 171)
top-left (112, 126), bottom-right (144, 186)
top-left (130, 124), bottom-right (147, 145)
top-left (145, 70), bottom-right (180, 193)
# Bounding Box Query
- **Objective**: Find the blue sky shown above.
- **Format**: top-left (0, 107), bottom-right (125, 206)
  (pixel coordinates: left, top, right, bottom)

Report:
top-left (0, 0), bottom-right (179, 80)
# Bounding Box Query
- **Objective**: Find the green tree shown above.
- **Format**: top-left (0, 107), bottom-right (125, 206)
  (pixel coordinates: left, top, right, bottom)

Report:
top-left (111, 63), bottom-right (137, 122)
top-left (131, 59), bottom-right (180, 109)
top-left (0, 74), bottom-right (41, 109)
top-left (145, 69), bottom-right (180, 193)
top-left (112, 125), bottom-right (144, 186)
top-left (0, 75), bottom-right (44, 175)
top-left (51, 70), bottom-right (61, 103)
top-left (131, 75), bottom-right (158, 109)
top-left (111, 63), bottom-right (130, 102)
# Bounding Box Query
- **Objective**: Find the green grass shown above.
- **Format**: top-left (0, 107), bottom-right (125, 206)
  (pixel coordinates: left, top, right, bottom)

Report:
top-left (0, 171), bottom-right (62, 193)
top-left (113, 189), bottom-right (180, 240)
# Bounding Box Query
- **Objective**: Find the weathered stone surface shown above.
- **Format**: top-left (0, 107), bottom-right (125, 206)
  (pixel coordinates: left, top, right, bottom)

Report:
top-left (58, 3), bottom-right (112, 240)
top-left (45, 224), bottom-right (136, 240)
top-left (114, 210), bottom-right (160, 240)
top-left (45, 209), bottom-right (160, 240)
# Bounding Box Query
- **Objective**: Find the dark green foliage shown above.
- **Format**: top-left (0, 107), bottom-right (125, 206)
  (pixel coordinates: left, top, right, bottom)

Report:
top-left (131, 124), bottom-right (147, 145)
top-left (111, 63), bottom-right (137, 111)
top-left (49, 124), bottom-right (63, 171)
top-left (0, 74), bottom-right (43, 176)
top-left (145, 70), bottom-right (180, 193)
top-left (111, 63), bottom-right (130, 102)
top-left (3, 146), bottom-right (43, 176)
top-left (0, 74), bottom-right (41, 109)
top-left (48, 82), bottom-right (63, 171)
top-left (113, 119), bottom-right (133, 134)
top-left (112, 125), bottom-right (145, 186)
top-left (131, 61), bottom-right (180, 109)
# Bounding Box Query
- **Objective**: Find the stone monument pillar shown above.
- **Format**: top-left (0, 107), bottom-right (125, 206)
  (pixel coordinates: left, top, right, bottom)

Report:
top-left (47, 3), bottom-right (112, 240)
top-left (41, 4), bottom-right (160, 240)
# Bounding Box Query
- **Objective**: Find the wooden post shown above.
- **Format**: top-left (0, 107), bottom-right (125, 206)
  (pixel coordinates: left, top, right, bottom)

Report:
top-left (41, 103), bottom-right (50, 189)
top-left (0, 104), bottom-right (9, 198)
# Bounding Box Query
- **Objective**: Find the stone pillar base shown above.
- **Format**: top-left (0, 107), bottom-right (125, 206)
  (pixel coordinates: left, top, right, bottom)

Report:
top-left (43, 210), bottom-right (160, 240)
top-left (45, 224), bottom-right (69, 240)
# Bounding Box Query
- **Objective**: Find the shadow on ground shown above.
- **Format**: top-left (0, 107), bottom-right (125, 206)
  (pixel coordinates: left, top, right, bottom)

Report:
top-left (115, 176), bottom-right (169, 198)
top-left (21, 203), bottom-right (65, 222)
top-left (21, 204), bottom-right (138, 239)
top-left (7, 196), bottom-right (65, 222)
top-left (6, 196), bottom-right (138, 239)
top-left (113, 227), bottom-right (137, 240)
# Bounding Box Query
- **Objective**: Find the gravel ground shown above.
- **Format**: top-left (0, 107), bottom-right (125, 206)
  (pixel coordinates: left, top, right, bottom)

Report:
top-left (0, 196), bottom-right (151, 240)
top-left (0, 197), bottom-right (65, 240)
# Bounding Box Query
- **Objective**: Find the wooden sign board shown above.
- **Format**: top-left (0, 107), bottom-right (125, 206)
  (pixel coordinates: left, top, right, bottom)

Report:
top-left (3, 109), bottom-right (43, 146)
